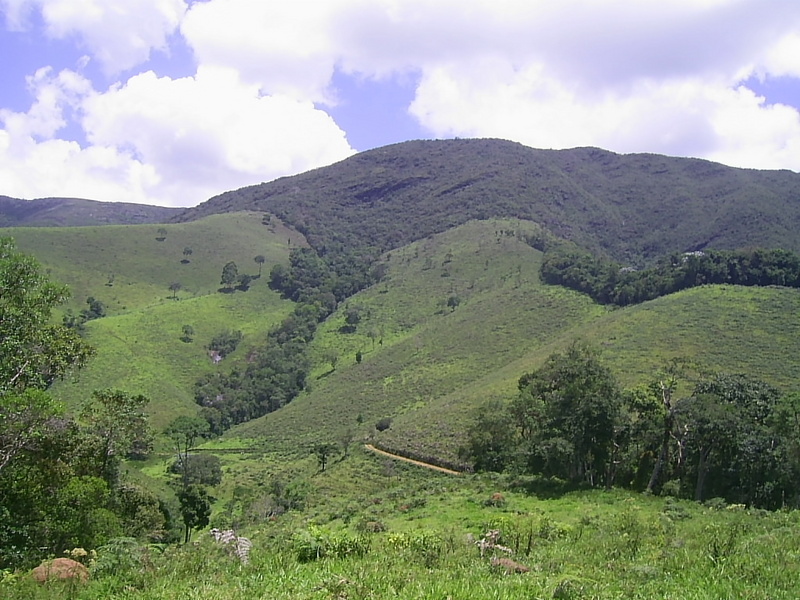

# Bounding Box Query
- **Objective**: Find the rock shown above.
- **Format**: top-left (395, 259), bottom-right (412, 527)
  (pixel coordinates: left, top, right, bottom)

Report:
top-left (31, 558), bottom-right (89, 584)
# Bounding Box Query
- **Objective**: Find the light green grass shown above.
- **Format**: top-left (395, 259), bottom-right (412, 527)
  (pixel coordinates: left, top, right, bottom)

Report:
top-left (231, 219), bottom-right (800, 469)
top-left (6, 455), bottom-right (800, 599)
top-left (1, 212), bottom-right (305, 315)
top-left (4, 212), bottom-right (302, 427)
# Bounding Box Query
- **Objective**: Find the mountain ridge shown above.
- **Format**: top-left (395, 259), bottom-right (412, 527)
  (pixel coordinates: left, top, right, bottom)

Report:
top-left (173, 138), bottom-right (800, 265)
top-left (0, 195), bottom-right (181, 227)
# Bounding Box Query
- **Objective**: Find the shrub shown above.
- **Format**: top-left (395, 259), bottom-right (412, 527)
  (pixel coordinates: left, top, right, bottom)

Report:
top-left (207, 330), bottom-right (243, 357)
top-left (293, 525), bottom-right (369, 562)
top-left (375, 418), bottom-right (392, 432)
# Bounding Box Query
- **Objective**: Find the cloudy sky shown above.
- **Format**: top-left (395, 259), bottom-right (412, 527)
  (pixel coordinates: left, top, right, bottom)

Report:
top-left (1, 0), bottom-right (799, 208)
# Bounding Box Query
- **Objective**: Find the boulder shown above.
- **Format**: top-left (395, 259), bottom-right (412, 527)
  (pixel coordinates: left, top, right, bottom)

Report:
top-left (31, 558), bottom-right (89, 584)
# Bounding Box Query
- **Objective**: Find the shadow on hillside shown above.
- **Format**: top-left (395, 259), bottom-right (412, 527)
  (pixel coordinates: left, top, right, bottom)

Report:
top-left (507, 475), bottom-right (590, 500)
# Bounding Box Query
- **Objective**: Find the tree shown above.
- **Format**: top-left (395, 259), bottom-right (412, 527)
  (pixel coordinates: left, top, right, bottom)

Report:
top-left (0, 237), bottom-right (94, 394)
top-left (0, 238), bottom-right (93, 474)
top-left (156, 227), bottom-right (167, 241)
top-left (181, 324), bottom-right (194, 343)
top-left (254, 255), bottom-right (266, 276)
top-left (168, 453), bottom-right (222, 486)
top-left (313, 443), bottom-right (337, 472)
top-left (514, 343), bottom-right (624, 486)
top-left (80, 389), bottom-right (153, 485)
top-left (221, 261), bottom-right (238, 290)
top-left (165, 416), bottom-right (211, 488)
top-left (177, 485), bottom-right (211, 543)
top-left (169, 281), bottom-right (182, 299)
top-left (81, 296), bottom-right (106, 321)
top-left (182, 247), bottom-right (193, 263)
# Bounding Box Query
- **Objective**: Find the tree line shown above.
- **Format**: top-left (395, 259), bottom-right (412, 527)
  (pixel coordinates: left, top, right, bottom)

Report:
top-left (540, 246), bottom-right (800, 306)
top-left (462, 345), bottom-right (800, 509)
top-left (192, 245), bottom-right (382, 435)
top-left (0, 238), bottom-right (179, 568)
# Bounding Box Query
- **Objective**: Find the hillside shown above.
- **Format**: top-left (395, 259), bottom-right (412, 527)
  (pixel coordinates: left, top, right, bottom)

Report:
top-left (228, 219), bottom-right (800, 468)
top-left (2, 213), bottom-right (305, 427)
top-left (175, 138), bottom-right (800, 265)
top-left (0, 195), bottom-right (179, 227)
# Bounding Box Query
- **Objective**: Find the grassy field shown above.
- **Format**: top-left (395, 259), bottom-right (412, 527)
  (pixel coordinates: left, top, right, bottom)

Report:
top-left (2, 212), bottom-right (302, 426)
top-left (5, 451), bottom-right (800, 599)
top-left (228, 218), bottom-right (800, 469)
top-left (4, 214), bottom-right (800, 598)
top-left (1, 212), bottom-right (305, 315)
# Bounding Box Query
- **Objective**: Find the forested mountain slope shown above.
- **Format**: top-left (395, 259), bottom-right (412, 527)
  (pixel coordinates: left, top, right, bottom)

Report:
top-left (175, 138), bottom-right (800, 265)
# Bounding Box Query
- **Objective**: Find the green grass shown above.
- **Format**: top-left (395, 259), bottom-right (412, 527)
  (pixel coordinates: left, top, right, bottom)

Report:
top-left (1, 212), bottom-right (305, 315)
top-left (2, 212), bottom-right (303, 426)
top-left (230, 218), bottom-right (800, 470)
top-left (6, 455), bottom-right (800, 599)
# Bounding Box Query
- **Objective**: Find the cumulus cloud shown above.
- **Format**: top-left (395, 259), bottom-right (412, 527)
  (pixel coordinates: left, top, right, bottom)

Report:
top-left (0, 65), bottom-right (354, 206)
top-left (3, 0), bottom-right (800, 207)
top-left (2, 0), bottom-right (187, 72)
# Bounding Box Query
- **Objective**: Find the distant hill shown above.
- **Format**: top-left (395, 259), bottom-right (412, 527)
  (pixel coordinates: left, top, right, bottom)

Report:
top-left (175, 138), bottom-right (800, 265)
top-left (0, 195), bottom-right (180, 227)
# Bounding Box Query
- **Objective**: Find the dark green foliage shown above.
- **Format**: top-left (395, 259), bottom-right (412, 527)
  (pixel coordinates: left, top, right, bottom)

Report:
top-left (312, 443), bottom-right (337, 472)
top-left (79, 389), bottom-right (153, 485)
top-left (0, 237), bottom-right (94, 394)
top-left (82, 296), bottom-right (107, 320)
top-left (460, 400), bottom-right (516, 472)
top-left (177, 139), bottom-right (800, 270)
top-left (254, 254), bottom-right (265, 276)
top-left (375, 417), bottom-right (392, 432)
top-left (512, 344), bottom-right (625, 486)
top-left (164, 416), bottom-right (211, 487)
top-left (177, 485), bottom-right (211, 543)
top-left (168, 453), bottom-right (222, 486)
top-left (466, 355), bottom-right (800, 509)
top-left (207, 329), bottom-right (243, 358)
top-left (541, 246), bottom-right (800, 306)
top-left (180, 324), bottom-right (194, 343)
top-left (220, 261), bottom-right (238, 289)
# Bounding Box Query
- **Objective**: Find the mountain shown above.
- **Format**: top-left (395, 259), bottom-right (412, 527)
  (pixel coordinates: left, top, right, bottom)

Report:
top-left (175, 138), bottom-right (800, 265)
top-left (0, 195), bottom-right (180, 227)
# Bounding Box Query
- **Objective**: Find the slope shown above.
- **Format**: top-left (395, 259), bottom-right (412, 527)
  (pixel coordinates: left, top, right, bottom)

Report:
top-left (1, 212), bottom-right (303, 427)
top-left (176, 139), bottom-right (800, 265)
top-left (0, 195), bottom-right (180, 227)
top-left (228, 218), bottom-right (800, 469)
top-left (1, 212), bottom-right (305, 315)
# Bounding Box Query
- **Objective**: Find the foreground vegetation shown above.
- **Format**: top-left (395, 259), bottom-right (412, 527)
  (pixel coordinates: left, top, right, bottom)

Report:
top-left (4, 458), bottom-right (800, 599)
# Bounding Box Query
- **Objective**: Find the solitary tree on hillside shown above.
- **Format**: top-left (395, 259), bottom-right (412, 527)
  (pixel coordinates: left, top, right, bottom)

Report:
top-left (169, 282), bottom-right (182, 299)
top-left (221, 261), bottom-right (239, 290)
top-left (182, 247), bottom-right (193, 263)
top-left (254, 255), bottom-right (266, 277)
top-left (178, 485), bottom-right (211, 543)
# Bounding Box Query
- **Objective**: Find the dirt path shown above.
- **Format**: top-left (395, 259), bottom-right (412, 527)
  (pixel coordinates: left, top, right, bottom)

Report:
top-left (363, 444), bottom-right (462, 475)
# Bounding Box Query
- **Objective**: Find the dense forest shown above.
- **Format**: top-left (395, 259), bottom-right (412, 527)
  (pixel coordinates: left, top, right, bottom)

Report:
top-left (540, 246), bottom-right (800, 306)
top-left (463, 345), bottom-right (800, 510)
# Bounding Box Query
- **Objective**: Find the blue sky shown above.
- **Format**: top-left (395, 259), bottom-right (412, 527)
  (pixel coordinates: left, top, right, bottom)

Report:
top-left (1, 0), bottom-right (799, 208)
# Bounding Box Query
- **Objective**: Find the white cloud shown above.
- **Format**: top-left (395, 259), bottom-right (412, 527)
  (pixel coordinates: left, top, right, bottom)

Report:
top-left (3, 0), bottom-right (800, 207)
top-left (2, 0), bottom-right (187, 72)
top-left (0, 66), bottom-right (354, 206)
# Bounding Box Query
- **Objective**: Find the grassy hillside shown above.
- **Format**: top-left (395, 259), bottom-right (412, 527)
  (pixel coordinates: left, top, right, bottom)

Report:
top-left (177, 139), bottom-right (800, 265)
top-left (1, 213), bottom-right (304, 427)
top-left (227, 218), bottom-right (800, 469)
top-left (7, 456), bottom-right (800, 599)
top-left (0, 195), bottom-right (179, 227)
top-left (1, 212), bottom-right (305, 315)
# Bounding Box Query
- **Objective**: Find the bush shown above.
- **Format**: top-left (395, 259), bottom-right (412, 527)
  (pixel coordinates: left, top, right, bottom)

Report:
top-left (375, 418), bottom-right (392, 432)
top-left (293, 525), bottom-right (369, 562)
top-left (207, 330), bottom-right (243, 357)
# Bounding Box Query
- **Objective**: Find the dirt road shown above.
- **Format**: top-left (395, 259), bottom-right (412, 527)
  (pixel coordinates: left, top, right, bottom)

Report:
top-left (363, 444), bottom-right (462, 475)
